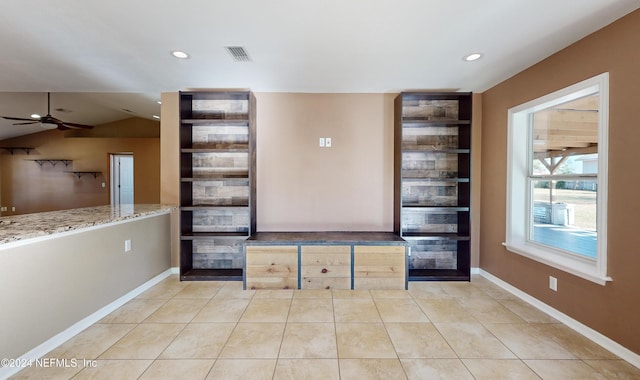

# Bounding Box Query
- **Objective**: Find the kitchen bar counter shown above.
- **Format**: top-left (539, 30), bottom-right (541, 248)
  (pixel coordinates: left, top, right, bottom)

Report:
top-left (0, 204), bottom-right (173, 367)
top-left (0, 204), bottom-right (175, 245)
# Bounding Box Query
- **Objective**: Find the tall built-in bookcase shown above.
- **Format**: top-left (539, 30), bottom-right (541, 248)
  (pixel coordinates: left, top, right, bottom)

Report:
top-left (179, 90), bottom-right (256, 281)
top-left (394, 92), bottom-right (471, 281)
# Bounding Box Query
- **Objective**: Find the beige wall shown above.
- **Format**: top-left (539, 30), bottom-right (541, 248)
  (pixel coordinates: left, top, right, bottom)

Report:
top-left (480, 9), bottom-right (640, 354)
top-left (255, 93), bottom-right (394, 231)
top-left (0, 119), bottom-right (160, 215)
top-left (0, 213), bottom-right (171, 360)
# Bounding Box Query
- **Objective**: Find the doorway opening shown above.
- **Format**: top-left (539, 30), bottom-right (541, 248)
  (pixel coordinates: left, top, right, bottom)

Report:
top-left (110, 153), bottom-right (134, 205)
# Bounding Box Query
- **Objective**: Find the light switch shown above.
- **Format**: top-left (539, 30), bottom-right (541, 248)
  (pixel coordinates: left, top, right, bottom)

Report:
top-left (325, 137), bottom-right (332, 148)
top-left (319, 137), bottom-right (325, 147)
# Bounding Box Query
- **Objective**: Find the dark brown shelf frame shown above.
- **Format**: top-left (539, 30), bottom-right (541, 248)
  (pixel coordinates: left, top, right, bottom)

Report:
top-left (394, 92), bottom-right (472, 282)
top-left (179, 90), bottom-right (256, 281)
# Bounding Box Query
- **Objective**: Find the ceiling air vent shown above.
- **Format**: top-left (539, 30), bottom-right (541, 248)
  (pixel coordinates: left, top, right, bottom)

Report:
top-left (225, 46), bottom-right (252, 62)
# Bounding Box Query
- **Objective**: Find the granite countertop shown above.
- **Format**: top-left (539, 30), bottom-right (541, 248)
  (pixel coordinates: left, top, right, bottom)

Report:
top-left (0, 204), bottom-right (176, 245)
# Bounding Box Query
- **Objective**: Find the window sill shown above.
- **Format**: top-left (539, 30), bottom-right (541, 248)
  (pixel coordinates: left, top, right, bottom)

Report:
top-left (502, 241), bottom-right (612, 286)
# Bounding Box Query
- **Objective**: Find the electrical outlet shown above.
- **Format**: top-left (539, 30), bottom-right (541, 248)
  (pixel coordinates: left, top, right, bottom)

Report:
top-left (11, 207), bottom-right (15, 212)
top-left (549, 276), bottom-right (558, 291)
top-left (319, 137), bottom-right (325, 147)
top-left (0, 207), bottom-right (6, 212)
top-left (125, 239), bottom-right (132, 253)
top-left (325, 137), bottom-right (332, 147)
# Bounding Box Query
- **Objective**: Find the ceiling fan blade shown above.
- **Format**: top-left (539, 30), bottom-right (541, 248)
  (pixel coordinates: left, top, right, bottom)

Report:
top-left (13, 121), bottom-right (39, 125)
top-left (62, 122), bottom-right (94, 129)
top-left (2, 116), bottom-right (36, 121)
top-left (56, 125), bottom-right (71, 131)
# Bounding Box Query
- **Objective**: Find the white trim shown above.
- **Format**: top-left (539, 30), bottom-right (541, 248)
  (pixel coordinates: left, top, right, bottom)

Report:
top-left (506, 72), bottom-right (610, 285)
top-left (479, 269), bottom-right (640, 369)
top-left (171, 266), bottom-right (180, 274)
top-left (0, 269), bottom-right (173, 380)
top-left (471, 267), bottom-right (480, 275)
top-left (504, 242), bottom-right (611, 285)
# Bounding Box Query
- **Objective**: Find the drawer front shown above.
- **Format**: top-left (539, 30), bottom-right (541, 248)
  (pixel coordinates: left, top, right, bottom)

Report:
top-left (353, 245), bottom-right (406, 289)
top-left (301, 277), bottom-right (351, 290)
top-left (301, 245), bottom-right (351, 289)
top-left (246, 245), bottom-right (298, 289)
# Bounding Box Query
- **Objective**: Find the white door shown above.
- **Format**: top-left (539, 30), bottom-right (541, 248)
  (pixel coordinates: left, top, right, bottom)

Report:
top-left (111, 154), bottom-right (134, 205)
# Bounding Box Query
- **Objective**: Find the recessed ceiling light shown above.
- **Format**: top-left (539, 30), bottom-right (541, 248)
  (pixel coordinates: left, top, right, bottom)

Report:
top-left (156, 100), bottom-right (162, 105)
top-left (152, 115), bottom-right (160, 119)
top-left (463, 53), bottom-right (483, 62)
top-left (171, 50), bottom-right (190, 59)
top-left (31, 113), bottom-right (41, 119)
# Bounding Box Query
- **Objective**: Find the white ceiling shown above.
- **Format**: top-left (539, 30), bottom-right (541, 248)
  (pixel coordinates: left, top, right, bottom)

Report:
top-left (0, 0), bottom-right (638, 139)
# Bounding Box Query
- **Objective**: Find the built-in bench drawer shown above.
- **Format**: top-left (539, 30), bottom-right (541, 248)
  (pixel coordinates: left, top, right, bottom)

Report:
top-left (244, 232), bottom-right (407, 290)
top-left (245, 245), bottom-right (298, 289)
top-left (354, 245), bottom-right (406, 290)
top-left (301, 245), bottom-right (351, 290)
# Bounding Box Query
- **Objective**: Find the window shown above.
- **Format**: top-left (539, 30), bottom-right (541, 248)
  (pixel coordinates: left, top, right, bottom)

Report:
top-left (506, 73), bottom-right (610, 285)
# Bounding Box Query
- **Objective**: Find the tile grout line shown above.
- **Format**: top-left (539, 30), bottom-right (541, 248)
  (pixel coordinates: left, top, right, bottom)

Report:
top-left (159, 283), bottom-right (224, 378)
top-left (372, 294), bottom-right (411, 380)
top-left (73, 279), bottom-right (189, 379)
top-left (210, 283), bottom-right (257, 375)
top-left (271, 290), bottom-right (295, 379)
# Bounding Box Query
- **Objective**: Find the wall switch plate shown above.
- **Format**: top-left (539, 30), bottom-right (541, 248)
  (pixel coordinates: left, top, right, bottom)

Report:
top-left (125, 239), bottom-right (132, 252)
top-left (319, 137), bottom-right (325, 147)
top-left (11, 207), bottom-right (15, 212)
top-left (0, 207), bottom-right (6, 212)
top-left (101, 182), bottom-right (106, 188)
top-left (549, 276), bottom-right (558, 291)
top-left (325, 137), bottom-right (332, 147)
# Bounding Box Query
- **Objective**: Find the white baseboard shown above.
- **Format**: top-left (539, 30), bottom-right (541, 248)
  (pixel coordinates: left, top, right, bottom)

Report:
top-left (471, 267), bottom-right (481, 275)
top-left (479, 268), bottom-right (640, 369)
top-left (171, 266), bottom-right (179, 274)
top-left (0, 268), bottom-right (173, 380)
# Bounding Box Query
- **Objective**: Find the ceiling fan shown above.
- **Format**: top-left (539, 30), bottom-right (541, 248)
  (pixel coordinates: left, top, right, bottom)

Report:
top-left (1, 92), bottom-right (94, 131)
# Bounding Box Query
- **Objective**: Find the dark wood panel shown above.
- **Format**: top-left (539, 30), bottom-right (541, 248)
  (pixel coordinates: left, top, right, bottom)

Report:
top-left (247, 231), bottom-right (406, 245)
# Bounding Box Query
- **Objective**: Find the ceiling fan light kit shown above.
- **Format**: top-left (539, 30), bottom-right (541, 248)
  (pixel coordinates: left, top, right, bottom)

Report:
top-left (1, 92), bottom-right (94, 131)
top-left (40, 122), bottom-right (58, 130)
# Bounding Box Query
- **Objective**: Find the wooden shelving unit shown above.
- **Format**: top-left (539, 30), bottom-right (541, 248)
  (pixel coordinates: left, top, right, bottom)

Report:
top-left (394, 92), bottom-right (472, 281)
top-left (179, 90), bottom-right (256, 281)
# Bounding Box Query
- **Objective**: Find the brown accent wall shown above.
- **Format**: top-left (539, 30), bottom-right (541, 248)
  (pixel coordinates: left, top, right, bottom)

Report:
top-left (0, 123), bottom-right (160, 215)
top-left (471, 93), bottom-right (482, 268)
top-left (480, 9), bottom-right (640, 353)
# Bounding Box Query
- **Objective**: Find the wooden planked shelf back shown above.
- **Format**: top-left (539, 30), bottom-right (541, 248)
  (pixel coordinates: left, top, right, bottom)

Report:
top-left (394, 92), bottom-right (472, 281)
top-left (179, 90), bottom-right (256, 281)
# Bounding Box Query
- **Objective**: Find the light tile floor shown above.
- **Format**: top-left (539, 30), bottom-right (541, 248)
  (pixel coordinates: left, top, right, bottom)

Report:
top-left (11, 275), bottom-right (640, 379)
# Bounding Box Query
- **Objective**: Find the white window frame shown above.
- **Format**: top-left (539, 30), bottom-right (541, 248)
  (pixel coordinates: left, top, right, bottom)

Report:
top-left (505, 73), bottom-right (611, 285)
